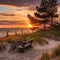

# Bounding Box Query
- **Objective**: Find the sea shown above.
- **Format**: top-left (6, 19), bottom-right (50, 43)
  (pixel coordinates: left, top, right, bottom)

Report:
top-left (0, 28), bottom-right (33, 38)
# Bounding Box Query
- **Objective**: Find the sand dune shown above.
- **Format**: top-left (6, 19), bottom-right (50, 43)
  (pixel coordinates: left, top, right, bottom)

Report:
top-left (0, 38), bottom-right (60, 60)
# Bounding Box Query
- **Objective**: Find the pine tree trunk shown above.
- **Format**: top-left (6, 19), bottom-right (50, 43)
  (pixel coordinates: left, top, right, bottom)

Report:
top-left (6, 31), bottom-right (9, 37)
top-left (44, 23), bottom-right (46, 30)
top-left (51, 16), bottom-right (53, 26)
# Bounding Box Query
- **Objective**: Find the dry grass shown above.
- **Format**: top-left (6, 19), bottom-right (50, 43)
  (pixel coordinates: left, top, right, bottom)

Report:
top-left (0, 32), bottom-right (49, 45)
top-left (1, 30), bottom-right (60, 44)
top-left (52, 45), bottom-right (60, 58)
top-left (40, 52), bottom-right (51, 60)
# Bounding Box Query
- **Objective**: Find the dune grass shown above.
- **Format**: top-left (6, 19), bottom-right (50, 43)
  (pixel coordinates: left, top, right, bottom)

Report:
top-left (40, 45), bottom-right (60, 60)
top-left (0, 30), bottom-right (60, 44)
top-left (0, 31), bottom-right (48, 45)
top-left (39, 45), bottom-right (60, 60)
top-left (40, 52), bottom-right (51, 60)
top-left (0, 42), bottom-right (6, 50)
top-left (52, 45), bottom-right (60, 58)
top-left (28, 30), bottom-right (60, 44)
top-left (32, 31), bottom-right (60, 40)
top-left (36, 31), bottom-right (60, 37)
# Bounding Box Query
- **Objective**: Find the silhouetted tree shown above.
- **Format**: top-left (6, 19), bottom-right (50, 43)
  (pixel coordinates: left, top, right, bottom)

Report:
top-left (47, 0), bottom-right (58, 26)
top-left (34, 0), bottom-right (50, 30)
top-left (28, 0), bottom-right (58, 30)
top-left (6, 31), bottom-right (9, 37)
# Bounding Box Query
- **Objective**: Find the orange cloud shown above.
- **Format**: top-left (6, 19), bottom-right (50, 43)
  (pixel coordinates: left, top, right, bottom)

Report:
top-left (0, 4), bottom-right (35, 28)
top-left (0, 23), bottom-right (32, 28)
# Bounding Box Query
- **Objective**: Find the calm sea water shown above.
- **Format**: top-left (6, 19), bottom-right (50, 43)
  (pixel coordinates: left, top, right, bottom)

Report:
top-left (0, 28), bottom-right (33, 38)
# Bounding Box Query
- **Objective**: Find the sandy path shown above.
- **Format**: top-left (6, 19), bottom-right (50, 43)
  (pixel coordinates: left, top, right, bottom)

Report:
top-left (0, 38), bottom-right (60, 60)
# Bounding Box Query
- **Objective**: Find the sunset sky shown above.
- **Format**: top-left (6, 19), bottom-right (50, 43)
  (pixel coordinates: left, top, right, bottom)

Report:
top-left (0, 0), bottom-right (60, 28)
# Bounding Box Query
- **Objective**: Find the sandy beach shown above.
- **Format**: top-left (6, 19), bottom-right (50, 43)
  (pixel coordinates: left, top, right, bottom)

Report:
top-left (0, 38), bottom-right (60, 60)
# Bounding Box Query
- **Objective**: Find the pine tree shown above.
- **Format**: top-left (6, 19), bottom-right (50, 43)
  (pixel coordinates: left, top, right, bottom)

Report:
top-left (34, 0), bottom-right (58, 28)
top-left (28, 0), bottom-right (58, 30)
top-left (34, 0), bottom-right (49, 30)
top-left (47, 0), bottom-right (58, 26)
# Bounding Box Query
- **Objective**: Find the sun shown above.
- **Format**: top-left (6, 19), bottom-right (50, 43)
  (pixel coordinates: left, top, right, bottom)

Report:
top-left (27, 23), bottom-right (33, 28)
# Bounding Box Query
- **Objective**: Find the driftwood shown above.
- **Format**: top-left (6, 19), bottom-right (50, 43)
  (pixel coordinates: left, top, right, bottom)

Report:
top-left (9, 40), bottom-right (33, 53)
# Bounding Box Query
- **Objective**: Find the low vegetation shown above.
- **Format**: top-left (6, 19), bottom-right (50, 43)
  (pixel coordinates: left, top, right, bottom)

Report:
top-left (0, 42), bottom-right (6, 50)
top-left (52, 45), bottom-right (60, 58)
top-left (0, 31), bottom-right (60, 44)
top-left (39, 45), bottom-right (60, 60)
top-left (40, 52), bottom-right (51, 60)
top-left (32, 31), bottom-right (60, 40)
top-left (0, 31), bottom-right (49, 45)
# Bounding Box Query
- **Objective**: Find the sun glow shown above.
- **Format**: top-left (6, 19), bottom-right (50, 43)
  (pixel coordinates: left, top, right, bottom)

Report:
top-left (27, 23), bottom-right (33, 28)
top-left (0, 4), bottom-right (35, 28)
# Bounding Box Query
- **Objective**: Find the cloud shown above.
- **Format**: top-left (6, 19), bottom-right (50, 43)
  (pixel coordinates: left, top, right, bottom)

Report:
top-left (0, 0), bottom-right (40, 7)
top-left (0, 20), bottom-right (27, 25)
top-left (17, 5), bottom-right (36, 11)
top-left (0, 13), bottom-right (15, 16)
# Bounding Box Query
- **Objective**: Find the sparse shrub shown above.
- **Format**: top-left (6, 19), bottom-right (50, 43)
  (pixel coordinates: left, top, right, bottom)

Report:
top-left (35, 38), bottom-right (48, 45)
top-left (52, 45), bottom-right (60, 58)
top-left (40, 52), bottom-right (51, 60)
top-left (0, 42), bottom-right (6, 50)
